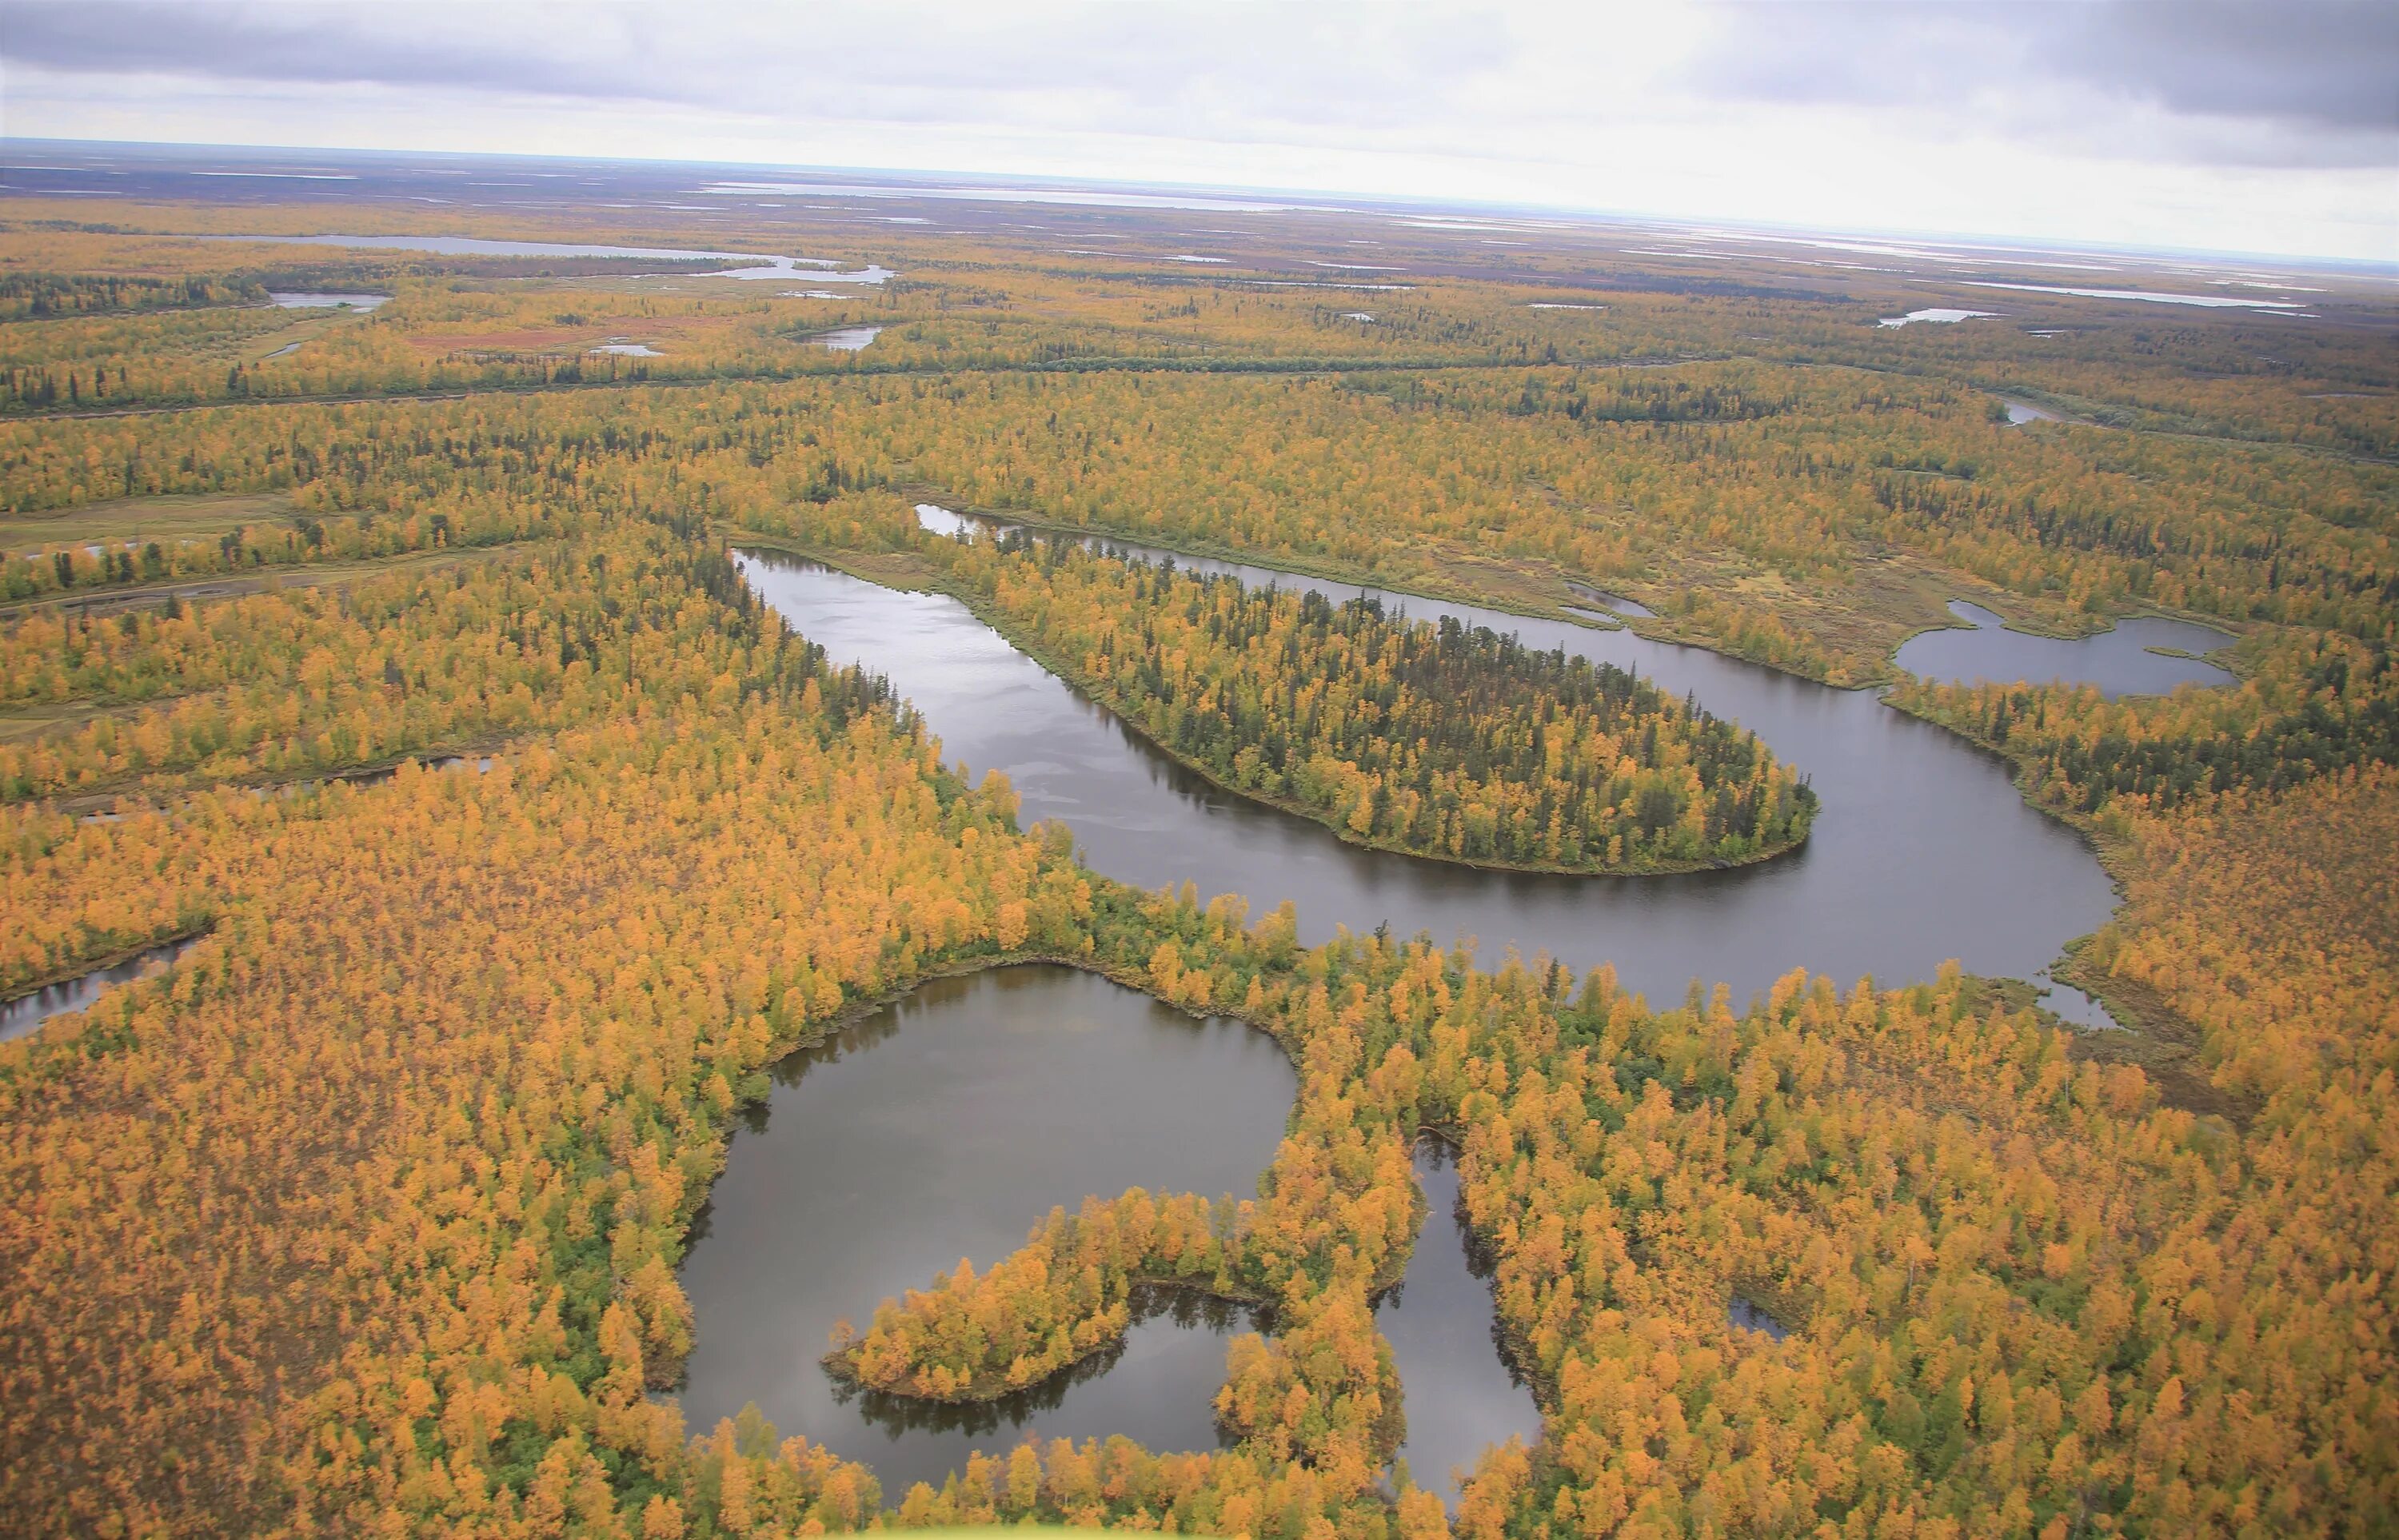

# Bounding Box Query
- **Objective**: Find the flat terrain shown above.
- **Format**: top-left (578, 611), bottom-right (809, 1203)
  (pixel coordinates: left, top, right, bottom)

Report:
top-left (1, 491), bottom-right (299, 550)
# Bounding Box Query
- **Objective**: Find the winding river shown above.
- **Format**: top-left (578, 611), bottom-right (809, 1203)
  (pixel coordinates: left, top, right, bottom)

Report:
top-left (678, 516), bottom-right (2216, 1498)
top-left (736, 524), bottom-right (2123, 1016)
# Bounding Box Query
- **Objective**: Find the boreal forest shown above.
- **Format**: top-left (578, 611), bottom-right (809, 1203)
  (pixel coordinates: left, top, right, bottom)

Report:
top-left (2, 154), bottom-right (2393, 1540)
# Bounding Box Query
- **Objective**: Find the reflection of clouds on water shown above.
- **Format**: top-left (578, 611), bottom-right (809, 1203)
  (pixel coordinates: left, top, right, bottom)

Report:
top-left (2, 934), bottom-right (202, 1043)
top-left (735, 537), bottom-right (2119, 1011)
top-left (1895, 600), bottom-right (2234, 699)
top-left (674, 966), bottom-right (1294, 1490)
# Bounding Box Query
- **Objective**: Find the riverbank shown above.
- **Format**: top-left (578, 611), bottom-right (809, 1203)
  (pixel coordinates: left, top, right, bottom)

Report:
top-left (733, 533), bottom-right (1817, 880)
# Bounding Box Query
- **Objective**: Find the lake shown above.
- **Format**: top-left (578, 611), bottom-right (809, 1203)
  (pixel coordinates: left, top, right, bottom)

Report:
top-left (673, 966), bottom-right (1296, 1494)
top-left (1895, 600), bottom-right (2234, 699)
top-left (207, 233), bottom-right (893, 282)
top-left (676, 967), bottom-right (1544, 1502)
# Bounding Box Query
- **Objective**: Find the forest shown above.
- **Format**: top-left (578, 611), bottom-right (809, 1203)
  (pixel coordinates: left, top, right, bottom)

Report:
top-left (921, 531), bottom-right (1815, 871)
top-left (1, 191), bottom-right (2393, 1540)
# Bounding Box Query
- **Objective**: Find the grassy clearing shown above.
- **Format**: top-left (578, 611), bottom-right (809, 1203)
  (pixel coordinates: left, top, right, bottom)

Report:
top-left (0, 539), bottom-right (536, 624)
top-left (0, 491), bottom-right (298, 551)
top-left (0, 700), bottom-right (129, 746)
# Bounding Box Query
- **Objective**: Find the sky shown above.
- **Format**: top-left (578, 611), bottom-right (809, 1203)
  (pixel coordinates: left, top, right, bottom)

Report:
top-left (3, 0), bottom-right (2395, 262)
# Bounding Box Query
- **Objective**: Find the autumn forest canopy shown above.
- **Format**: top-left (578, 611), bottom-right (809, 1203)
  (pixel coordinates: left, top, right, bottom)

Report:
top-left (1, 162), bottom-right (2394, 1540)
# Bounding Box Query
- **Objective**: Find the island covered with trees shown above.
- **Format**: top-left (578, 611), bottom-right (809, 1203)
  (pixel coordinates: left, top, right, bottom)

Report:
top-left (924, 533), bottom-right (1817, 873)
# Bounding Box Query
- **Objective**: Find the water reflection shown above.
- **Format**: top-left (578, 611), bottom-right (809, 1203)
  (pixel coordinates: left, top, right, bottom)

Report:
top-left (1, 933), bottom-right (201, 1043)
top-left (1895, 600), bottom-right (2234, 699)
top-left (738, 533), bottom-right (2118, 1008)
top-left (1382, 1140), bottom-right (1541, 1502)
top-left (673, 966), bottom-right (1295, 1494)
top-left (1729, 1296), bottom-right (1790, 1341)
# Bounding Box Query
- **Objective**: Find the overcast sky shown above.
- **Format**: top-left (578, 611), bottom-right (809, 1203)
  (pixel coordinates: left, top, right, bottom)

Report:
top-left (4, 0), bottom-right (2394, 261)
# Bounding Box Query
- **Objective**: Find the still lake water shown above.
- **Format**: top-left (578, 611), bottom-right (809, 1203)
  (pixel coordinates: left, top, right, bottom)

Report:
top-left (736, 536), bottom-right (2121, 1012)
top-left (206, 233), bottom-right (893, 282)
top-left (1895, 600), bottom-right (2233, 699)
top-left (673, 966), bottom-right (1295, 1493)
top-left (674, 967), bottom-right (1541, 1499)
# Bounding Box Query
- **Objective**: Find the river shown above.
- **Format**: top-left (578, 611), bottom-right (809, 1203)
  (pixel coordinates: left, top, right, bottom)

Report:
top-left (734, 528), bottom-right (2124, 1019)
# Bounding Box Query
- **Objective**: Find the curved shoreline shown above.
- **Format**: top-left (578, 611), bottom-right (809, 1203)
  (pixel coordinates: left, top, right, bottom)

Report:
top-left (736, 537), bottom-right (1817, 880)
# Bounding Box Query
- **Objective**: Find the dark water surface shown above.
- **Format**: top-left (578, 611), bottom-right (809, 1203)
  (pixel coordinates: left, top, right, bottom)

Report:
top-left (736, 540), bottom-right (2120, 1016)
top-left (1383, 1141), bottom-right (1542, 1501)
top-left (688, 524), bottom-right (2154, 1495)
top-left (1895, 600), bottom-right (2234, 699)
top-left (673, 966), bottom-right (1295, 1494)
top-left (676, 967), bottom-right (1547, 1499)
top-left (0, 934), bottom-right (200, 1043)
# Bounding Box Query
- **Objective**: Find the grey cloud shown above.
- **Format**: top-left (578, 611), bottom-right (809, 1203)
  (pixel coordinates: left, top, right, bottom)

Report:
top-left (2050, 1), bottom-right (2397, 131)
top-left (0, 1), bottom-right (1513, 136)
top-left (1686, 0), bottom-right (2397, 166)
top-left (0, 2), bottom-right (664, 102)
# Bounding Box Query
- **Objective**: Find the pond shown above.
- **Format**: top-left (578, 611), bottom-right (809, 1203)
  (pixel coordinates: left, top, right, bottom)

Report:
top-left (1382, 1140), bottom-right (1542, 1501)
top-left (1, 934), bottom-right (202, 1044)
top-left (811, 325), bottom-right (884, 352)
top-left (1566, 578), bottom-right (1655, 619)
top-left (675, 964), bottom-right (1547, 1502)
top-left (736, 537), bottom-right (2120, 1019)
top-left (673, 965), bottom-right (1296, 1495)
top-left (1894, 600), bottom-right (2234, 699)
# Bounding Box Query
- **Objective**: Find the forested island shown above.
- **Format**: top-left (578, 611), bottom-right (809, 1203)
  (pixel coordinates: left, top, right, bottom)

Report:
top-left (935, 535), bottom-right (1816, 873)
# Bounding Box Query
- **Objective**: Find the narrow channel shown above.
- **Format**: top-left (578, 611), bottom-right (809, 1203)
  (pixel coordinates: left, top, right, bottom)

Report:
top-left (1, 934), bottom-right (200, 1043)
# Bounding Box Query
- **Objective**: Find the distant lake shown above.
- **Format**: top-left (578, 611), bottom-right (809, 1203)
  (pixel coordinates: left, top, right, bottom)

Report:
top-left (267, 291), bottom-right (389, 310)
top-left (207, 233), bottom-right (892, 282)
top-left (1878, 308), bottom-right (1999, 328)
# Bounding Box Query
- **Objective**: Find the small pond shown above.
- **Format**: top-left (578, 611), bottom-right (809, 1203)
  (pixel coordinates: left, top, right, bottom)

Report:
top-left (1566, 578), bottom-right (1655, 619)
top-left (1894, 600), bottom-right (2234, 699)
top-left (812, 326), bottom-right (884, 353)
top-left (1382, 1140), bottom-right (1542, 1501)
